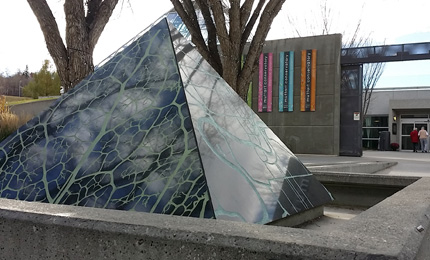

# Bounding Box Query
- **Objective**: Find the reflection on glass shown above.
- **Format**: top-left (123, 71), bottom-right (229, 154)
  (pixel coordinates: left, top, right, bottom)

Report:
top-left (0, 19), bottom-right (214, 219)
top-left (0, 18), bottom-right (332, 225)
top-left (402, 124), bottom-right (414, 135)
top-left (341, 68), bottom-right (359, 92)
top-left (170, 23), bottom-right (333, 224)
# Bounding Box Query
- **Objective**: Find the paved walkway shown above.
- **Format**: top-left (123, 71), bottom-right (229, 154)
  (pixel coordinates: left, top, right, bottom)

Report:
top-left (297, 150), bottom-right (430, 177)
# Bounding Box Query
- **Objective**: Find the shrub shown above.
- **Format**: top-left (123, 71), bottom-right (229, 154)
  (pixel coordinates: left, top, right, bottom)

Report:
top-left (390, 143), bottom-right (399, 151)
top-left (0, 96), bottom-right (32, 142)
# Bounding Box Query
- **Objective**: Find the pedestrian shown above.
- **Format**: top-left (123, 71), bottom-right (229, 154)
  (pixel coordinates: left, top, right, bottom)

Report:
top-left (410, 127), bottom-right (419, 152)
top-left (418, 126), bottom-right (429, 153)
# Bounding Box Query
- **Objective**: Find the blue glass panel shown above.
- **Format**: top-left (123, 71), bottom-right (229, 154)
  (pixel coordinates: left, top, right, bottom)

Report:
top-left (0, 19), bottom-right (214, 219)
top-left (170, 24), bottom-right (333, 224)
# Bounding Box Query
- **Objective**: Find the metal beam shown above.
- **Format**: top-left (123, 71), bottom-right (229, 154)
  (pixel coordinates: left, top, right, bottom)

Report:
top-left (341, 42), bottom-right (430, 65)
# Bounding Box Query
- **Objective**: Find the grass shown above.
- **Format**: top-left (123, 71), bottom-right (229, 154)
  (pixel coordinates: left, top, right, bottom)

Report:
top-left (4, 96), bottom-right (32, 103)
top-left (0, 96), bottom-right (32, 142)
top-left (3, 95), bottom-right (58, 106)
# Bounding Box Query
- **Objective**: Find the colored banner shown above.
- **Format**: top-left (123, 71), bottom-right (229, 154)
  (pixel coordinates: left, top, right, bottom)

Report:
top-left (279, 51), bottom-right (294, 112)
top-left (300, 49), bottom-right (317, 111)
top-left (258, 53), bottom-right (273, 112)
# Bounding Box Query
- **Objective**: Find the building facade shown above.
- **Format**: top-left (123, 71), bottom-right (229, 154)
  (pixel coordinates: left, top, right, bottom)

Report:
top-left (248, 34), bottom-right (345, 155)
top-left (363, 87), bottom-right (430, 151)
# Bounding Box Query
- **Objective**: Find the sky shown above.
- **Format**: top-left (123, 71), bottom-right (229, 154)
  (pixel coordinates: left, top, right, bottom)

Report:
top-left (1, 0), bottom-right (430, 88)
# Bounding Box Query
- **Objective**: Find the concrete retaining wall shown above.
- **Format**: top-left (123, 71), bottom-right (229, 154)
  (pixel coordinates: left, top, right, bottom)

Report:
top-left (307, 161), bottom-right (397, 174)
top-left (1, 177), bottom-right (429, 259)
top-left (315, 172), bottom-right (419, 207)
top-left (9, 98), bottom-right (57, 117)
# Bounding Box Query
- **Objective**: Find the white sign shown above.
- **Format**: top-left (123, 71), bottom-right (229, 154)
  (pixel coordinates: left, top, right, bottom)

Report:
top-left (353, 112), bottom-right (360, 121)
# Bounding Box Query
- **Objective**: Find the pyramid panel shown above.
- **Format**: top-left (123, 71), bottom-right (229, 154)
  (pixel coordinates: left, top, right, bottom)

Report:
top-left (170, 24), bottom-right (333, 224)
top-left (0, 19), bottom-right (214, 218)
top-left (0, 17), bottom-right (332, 225)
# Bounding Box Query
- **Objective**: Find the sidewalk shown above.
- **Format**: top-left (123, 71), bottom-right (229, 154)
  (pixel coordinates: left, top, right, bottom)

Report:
top-left (297, 150), bottom-right (430, 177)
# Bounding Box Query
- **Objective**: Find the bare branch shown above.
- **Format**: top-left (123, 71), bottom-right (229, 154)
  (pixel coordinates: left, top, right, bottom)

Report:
top-left (207, 0), bottom-right (230, 61)
top-left (242, 0), bottom-right (266, 46)
top-left (27, 0), bottom-right (69, 88)
top-left (239, 0), bottom-right (254, 31)
top-left (87, 0), bottom-right (119, 48)
top-left (170, 0), bottom-right (223, 74)
top-left (195, 0), bottom-right (223, 72)
top-left (239, 0), bottom-right (286, 99)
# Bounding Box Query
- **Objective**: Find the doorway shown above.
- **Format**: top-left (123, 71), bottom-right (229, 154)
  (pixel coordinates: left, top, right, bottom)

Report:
top-left (401, 119), bottom-right (428, 150)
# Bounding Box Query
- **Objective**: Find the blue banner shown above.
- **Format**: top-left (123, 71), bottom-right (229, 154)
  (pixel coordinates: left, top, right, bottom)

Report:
top-left (279, 51), bottom-right (294, 112)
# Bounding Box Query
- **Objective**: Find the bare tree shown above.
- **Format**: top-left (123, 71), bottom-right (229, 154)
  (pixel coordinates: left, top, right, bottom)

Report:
top-left (170, 0), bottom-right (287, 100)
top-left (27, 0), bottom-right (120, 92)
top-left (0, 69), bottom-right (32, 97)
top-left (285, 0), bottom-right (385, 121)
top-left (361, 62), bottom-right (384, 119)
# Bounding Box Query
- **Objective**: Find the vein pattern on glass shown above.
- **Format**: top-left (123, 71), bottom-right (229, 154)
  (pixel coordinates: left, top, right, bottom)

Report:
top-left (0, 19), bottom-right (214, 219)
top-left (170, 24), bottom-right (333, 224)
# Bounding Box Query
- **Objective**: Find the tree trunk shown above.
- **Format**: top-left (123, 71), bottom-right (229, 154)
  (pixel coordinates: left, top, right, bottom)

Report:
top-left (171, 0), bottom-right (287, 101)
top-left (27, 0), bottom-right (119, 92)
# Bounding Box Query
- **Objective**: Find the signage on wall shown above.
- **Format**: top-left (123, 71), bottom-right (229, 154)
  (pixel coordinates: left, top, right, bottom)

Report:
top-left (354, 112), bottom-right (360, 120)
top-left (279, 51), bottom-right (294, 112)
top-left (258, 53), bottom-right (273, 112)
top-left (300, 49), bottom-right (317, 112)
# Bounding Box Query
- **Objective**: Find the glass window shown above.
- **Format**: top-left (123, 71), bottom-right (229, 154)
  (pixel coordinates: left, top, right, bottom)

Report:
top-left (401, 136), bottom-right (414, 150)
top-left (401, 114), bottom-right (429, 119)
top-left (363, 140), bottom-right (379, 150)
top-left (401, 124), bottom-right (414, 135)
top-left (416, 123), bottom-right (428, 131)
top-left (362, 128), bottom-right (389, 138)
top-left (363, 116), bottom-right (388, 127)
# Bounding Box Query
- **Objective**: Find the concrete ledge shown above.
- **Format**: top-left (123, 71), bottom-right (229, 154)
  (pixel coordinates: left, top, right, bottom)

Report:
top-left (314, 172), bottom-right (419, 207)
top-left (1, 177), bottom-right (430, 259)
top-left (314, 172), bottom-right (419, 187)
top-left (269, 205), bottom-right (324, 227)
top-left (306, 161), bottom-right (397, 174)
top-left (9, 99), bottom-right (56, 117)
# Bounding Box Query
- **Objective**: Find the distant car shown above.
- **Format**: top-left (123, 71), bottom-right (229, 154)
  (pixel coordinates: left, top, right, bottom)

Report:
top-left (60, 86), bottom-right (64, 95)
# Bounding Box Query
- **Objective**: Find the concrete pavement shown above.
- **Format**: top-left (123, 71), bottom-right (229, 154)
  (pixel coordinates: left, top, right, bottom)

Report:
top-left (297, 150), bottom-right (430, 177)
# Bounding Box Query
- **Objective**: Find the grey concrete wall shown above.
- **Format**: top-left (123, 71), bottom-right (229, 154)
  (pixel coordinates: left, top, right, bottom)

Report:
top-left (314, 172), bottom-right (419, 208)
top-left (1, 176), bottom-right (429, 259)
top-left (251, 34), bottom-right (342, 155)
top-left (10, 98), bottom-right (57, 117)
top-left (367, 88), bottom-right (430, 115)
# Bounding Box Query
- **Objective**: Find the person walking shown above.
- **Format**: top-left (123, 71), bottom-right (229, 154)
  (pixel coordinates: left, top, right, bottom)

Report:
top-left (410, 127), bottom-right (419, 152)
top-left (418, 126), bottom-right (429, 152)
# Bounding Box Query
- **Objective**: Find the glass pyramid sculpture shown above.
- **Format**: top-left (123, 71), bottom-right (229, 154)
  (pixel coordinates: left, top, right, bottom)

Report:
top-left (0, 18), bottom-right (332, 224)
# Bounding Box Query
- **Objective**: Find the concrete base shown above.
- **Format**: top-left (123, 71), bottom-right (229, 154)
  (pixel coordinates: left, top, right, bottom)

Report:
top-left (269, 205), bottom-right (324, 227)
top-left (0, 177), bottom-right (429, 259)
top-left (314, 172), bottom-right (419, 207)
top-left (9, 98), bottom-right (56, 117)
top-left (306, 161), bottom-right (397, 174)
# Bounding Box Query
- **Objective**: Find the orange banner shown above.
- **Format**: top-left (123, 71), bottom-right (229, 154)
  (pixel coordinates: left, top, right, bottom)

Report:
top-left (300, 49), bottom-right (317, 111)
top-left (300, 51), bottom-right (306, 111)
top-left (311, 49), bottom-right (317, 111)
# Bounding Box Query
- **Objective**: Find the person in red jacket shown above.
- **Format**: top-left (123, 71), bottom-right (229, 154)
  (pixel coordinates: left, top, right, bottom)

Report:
top-left (410, 127), bottom-right (419, 152)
